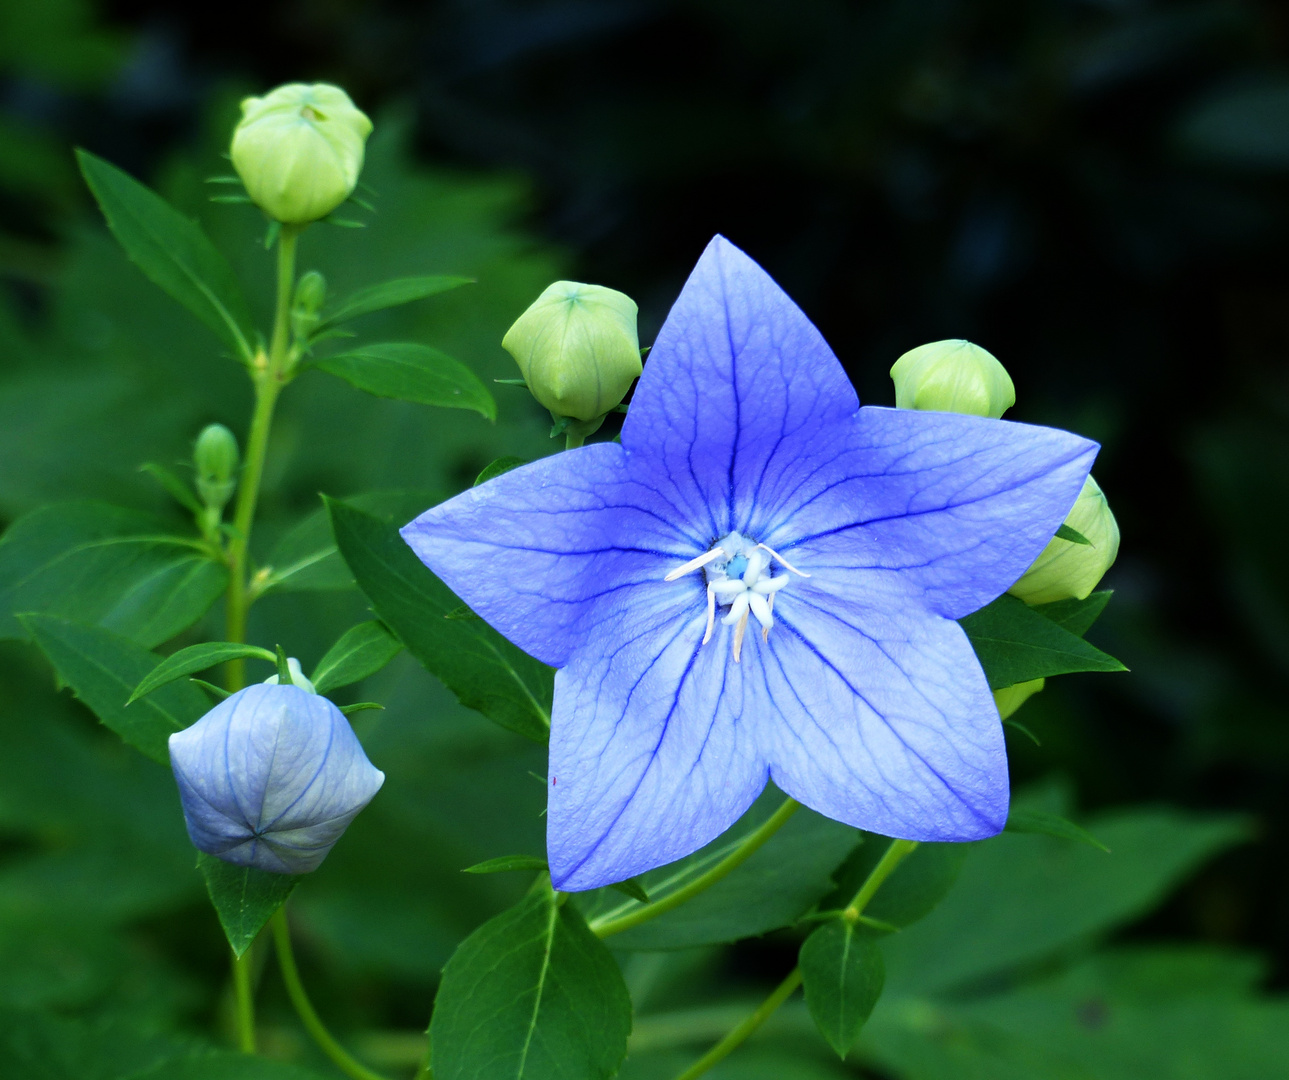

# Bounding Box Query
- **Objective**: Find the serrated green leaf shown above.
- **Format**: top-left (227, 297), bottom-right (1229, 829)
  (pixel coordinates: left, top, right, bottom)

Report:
top-left (430, 883), bottom-right (631, 1080)
top-left (800, 919), bottom-right (885, 1058)
top-left (462, 855), bottom-right (549, 875)
top-left (310, 620), bottom-right (402, 694)
top-left (1032, 590), bottom-right (1113, 638)
top-left (474, 456), bottom-right (529, 486)
top-left (318, 275), bottom-right (473, 330)
top-left (1006, 809), bottom-right (1111, 853)
top-left (128, 642), bottom-right (275, 705)
top-left (326, 498), bottom-right (552, 743)
top-left (1054, 523), bottom-right (1092, 545)
top-left (0, 502), bottom-right (227, 648)
top-left (315, 343), bottom-right (496, 419)
top-left (196, 853), bottom-right (298, 959)
top-left (21, 614), bottom-right (209, 763)
top-left (960, 593), bottom-right (1126, 689)
top-left (75, 149), bottom-right (255, 362)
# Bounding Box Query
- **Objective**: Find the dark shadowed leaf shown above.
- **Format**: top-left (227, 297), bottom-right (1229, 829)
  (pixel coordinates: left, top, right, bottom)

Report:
top-left (1032, 590), bottom-right (1113, 638)
top-left (318, 275), bottom-right (474, 330)
top-left (823, 840), bottom-right (968, 931)
top-left (1006, 809), bottom-right (1111, 853)
top-left (196, 854), bottom-right (298, 958)
top-left (800, 919), bottom-right (885, 1058)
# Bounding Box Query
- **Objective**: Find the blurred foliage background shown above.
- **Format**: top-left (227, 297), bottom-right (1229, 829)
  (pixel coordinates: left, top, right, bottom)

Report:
top-left (2, 0), bottom-right (1289, 1077)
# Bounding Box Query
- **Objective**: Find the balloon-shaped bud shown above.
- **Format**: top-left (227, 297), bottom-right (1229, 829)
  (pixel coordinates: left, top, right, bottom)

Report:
top-left (1009, 475), bottom-right (1120, 605)
top-left (231, 83), bottom-right (372, 226)
top-left (263, 656), bottom-right (316, 694)
top-left (292, 270), bottom-right (327, 341)
top-left (169, 684), bottom-right (383, 874)
top-left (890, 339), bottom-right (1016, 418)
top-left (502, 281), bottom-right (641, 422)
top-left (194, 423), bottom-right (239, 511)
top-left (994, 677), bottom-right (1045, 720)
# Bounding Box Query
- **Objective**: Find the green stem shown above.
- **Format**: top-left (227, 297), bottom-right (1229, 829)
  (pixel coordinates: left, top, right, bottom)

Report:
top-left (667, 836), bottom-right (919, 1080)
top-left (590, 798), bottom-right (800, 939)
top-left (564, 432), bottom-right (585, 450)
top-left (232, 948), bottom-right (256, 1053)
top-left (272, 909), bottom-right (392, 1080)
top-left (671, 968), bottom-right (802, 1080)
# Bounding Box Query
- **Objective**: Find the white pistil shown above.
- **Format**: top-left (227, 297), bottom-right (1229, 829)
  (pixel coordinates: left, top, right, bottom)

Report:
top-left (757, 542), bottom-right (810, 578)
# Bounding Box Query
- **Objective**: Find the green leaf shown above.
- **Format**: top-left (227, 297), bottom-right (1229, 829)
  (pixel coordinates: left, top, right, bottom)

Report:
top-left (823, 840), bottom-right (968, 932)
top-left (462, 855), bottom-right (549, 875)
top-left (609, 877), bottom-right (650, 904)
top-left (1032, 590), bottom-right (1113, 638)
top-left (128, 642), bottom-right (275, 705)
top-left (22, 614), bottom-right (209, 764)
top-left (315, 343), bottom-right (496, 419)
top-left (800, 919), bottom-right (885, 1058)
top-left (474, 456), bottom-right (529, 486)
top-left (1054, 523), bottom-right (1092, 545)
top-left (337, 701), bottom-right (384, 716)
top-left (139, 462), bottom-right (203, 515)
top-left (310, 620), bottom-right (403, 694)
top-left (430, 883), bottom-right (631, 1080)
top-left (581, 791), bottom-right (860, 950)
top-left (959, 593), bottom-right (1126, 689)
top-left (196, 853), bottom-right (298, 959)
top-left (1006, 809), bottom-right (1111, 853)
top-left (75, 150), bottom-right (255, 362)
top-left (0, 502), bottom-right (226, 649)
top-left (326, 498), bottom-right (553, 743)
top-left (317, 275), bottom-right (473, 330)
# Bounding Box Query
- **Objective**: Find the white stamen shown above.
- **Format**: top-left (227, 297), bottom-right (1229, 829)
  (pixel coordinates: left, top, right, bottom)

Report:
top-left (722, 591), bottom-right (750, 626)
top-left (664, 547), bottom-right (724, 582)
top-left (702, 584), bottom-right (716, 645)
top-left (732, 609), bottom-right (749, 663)
top-left (743, 548), bottom-right (769, 585)
top-left (752, 575), bottom-right (789, 596)
top-left (757, 543), bottom-right (810, 577)
top-left (711, 578), bottom-right (747, 599)
top-left (748, 592), bottom-right (774, 631)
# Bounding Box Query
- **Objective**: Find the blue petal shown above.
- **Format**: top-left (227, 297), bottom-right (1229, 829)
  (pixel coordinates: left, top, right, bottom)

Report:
top-left (402, 443), bottom-right (706, 667)
top-left (763, 407), bottom-right (1098, 620)
top-left (546, 583), bottom-right (769, 891)
top-left (620, 235), bottom-right (859, 538)
top-left (759, 591), bottom-right (1008, 840)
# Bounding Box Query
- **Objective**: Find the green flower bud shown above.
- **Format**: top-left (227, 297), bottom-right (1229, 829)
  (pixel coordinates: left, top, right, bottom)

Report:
top-left (1009, 475), bottom-right (1120, 605)
top-left (890, 339), bottom-right (1016, 419)
top-left (502, 281), bottom-right (642, 423)
top-left (994, 677), bottom-right (1044, 720)
top-left (262, 656), bottom-right (316, 695)
top-left (230, 83), bottom-right (372, 226)
top-left (292, 270), bottom-right (327, 340)
top-left (194, 423), bottom-right (239, 511)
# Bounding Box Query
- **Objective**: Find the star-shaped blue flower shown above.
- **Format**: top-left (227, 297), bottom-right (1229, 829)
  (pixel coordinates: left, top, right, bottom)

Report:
top-left (402, 237), bottom-right (1096, 892)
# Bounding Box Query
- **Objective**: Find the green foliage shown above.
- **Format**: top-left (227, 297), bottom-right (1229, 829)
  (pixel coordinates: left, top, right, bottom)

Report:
top-left (1006, 808), bottom-right (1111, 853)
top-left (960, 593), bottom-right (1126, 689)
top-left (0, 502), bottom-right (225, 648)
top-left (76, 150), bottom-right (256, 363)
top-left (22, 614), bottom-right (208, 763)
top-left (800, 920), bottom-right (885, 1058)
top-left (314, 342), bottom-right (496, 418)
top-left (317, 274), bottom-right (474, 330)
top-left (1053, 523), bottom-right (1091, 545)
top-left (128, 642), bottom-right (275, 704)
top-left (1031, 590), bottom-right (1113, 637)
top-left (327, 497), bottom-right (553, 742)
top-left (431, 883), bottom-right (632, 1080)
top-left (463, 855), bottom-right (549, 874)
top-left (309, 620), bottom-right (402, 694)
top-left (824, 842), bottom-right (968, 932)
top-left (196, 855), bottom-right (298, 959)
top-left (474, 456), bottom-right (530, 486)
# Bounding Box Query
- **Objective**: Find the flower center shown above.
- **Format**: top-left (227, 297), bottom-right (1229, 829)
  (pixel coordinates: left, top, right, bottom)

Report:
top-left (663, 531), bottom-right (809, 662)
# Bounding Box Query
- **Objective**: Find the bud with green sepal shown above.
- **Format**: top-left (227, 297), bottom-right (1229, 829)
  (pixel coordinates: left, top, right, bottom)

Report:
top-left (194, 423), bottom-right (239, 541)
top-left (1009, 475), bottom-right (1120, 604)
top-left (890, 339), bottom-right (1015, 418)
top-left (994, 677), bottom-right (1045, 720)
top-left (502, 281), bottom-right (642, 447)
top-left (290, 269), bottom-right (327, 350)
top-left (231, 83), bottom-right (372, 226)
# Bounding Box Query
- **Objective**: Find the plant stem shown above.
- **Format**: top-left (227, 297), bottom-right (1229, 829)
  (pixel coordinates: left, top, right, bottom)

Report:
top-left (666, 835), bottom-right (919, 1080)
top-left (590, 798), bottom-right (800, 939)
top-left (233, 948), bottom-right (257, 1053)
top-left (272, 909), bottom-right (392, 1080)
top-left (671, 968), bottom-right (802, 1080)
top-left (564, 432), bottom-right (585, 450)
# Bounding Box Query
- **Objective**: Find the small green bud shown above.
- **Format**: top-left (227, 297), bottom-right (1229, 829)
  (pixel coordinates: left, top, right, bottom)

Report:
top-left (230, 83), bottom-right (372, 226)
top-left (262, 656), bottom-right (316, 695)
top-left (292, 270), bottom-right (327, 340)
top-left (502, 281), bottom-right (642, 423)
top-left (890, 339), bottom-right (1016, 419)
top-left (194, 423), bottom-right (239, 511)
top-left (994, 677), bottom-right (1044, 720)
top-left (1009, 475), bottom-right (1120, 605)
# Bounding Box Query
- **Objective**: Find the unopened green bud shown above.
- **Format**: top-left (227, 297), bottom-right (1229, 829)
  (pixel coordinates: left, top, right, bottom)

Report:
top-left (994, 678), bottom-right (1044, 720)
top-left (890, 339), bottom-right (1015, 419)
top-left (1009, 475), bottom-right (1120, 605)
top-left (292, 270), bottom-right (327, 340)
top-left (231, 83), bottom-right (372, 226)
top-left (195, 423), bottom-right (239, 510)
top-left (502, 281), bottom-right (641, 423)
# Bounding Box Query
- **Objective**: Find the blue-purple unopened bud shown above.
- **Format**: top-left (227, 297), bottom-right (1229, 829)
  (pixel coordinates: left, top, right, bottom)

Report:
top-left (168, 683), bottom-right (384, 874)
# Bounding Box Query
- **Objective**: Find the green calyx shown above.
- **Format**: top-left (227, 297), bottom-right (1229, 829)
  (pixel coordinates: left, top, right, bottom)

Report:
top-left (1009, 475), bottom-right (1120, 605)
top-left (890, 339), bottom-right (1016, 419)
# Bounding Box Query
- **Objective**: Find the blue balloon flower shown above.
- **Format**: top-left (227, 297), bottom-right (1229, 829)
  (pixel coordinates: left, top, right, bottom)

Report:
top-left (169, 683), bottom-right (384, 874)
top-left (401, 236), bottom-right (1097, 891)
